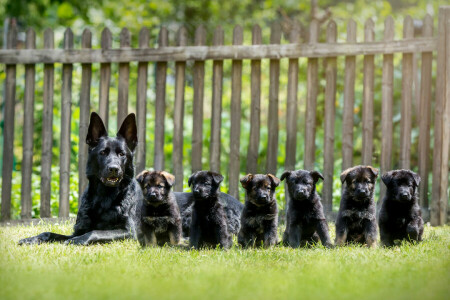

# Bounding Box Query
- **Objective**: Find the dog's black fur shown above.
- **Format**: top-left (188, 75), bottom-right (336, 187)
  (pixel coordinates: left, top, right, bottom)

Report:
top-left (19, 112), bottom-right (142, 245)
top-left (136, 170), bottom-right (182, 247)
top-left (238, 174), bottom-right (280, 248)
top-left (281, 170), bottom-right (333, 248)
top-left (188, 171), bottom-right (232, 249)
top-left (335, 165), bottom-right (378, 247)
top-left (379, 169), bottom-right (424, 246)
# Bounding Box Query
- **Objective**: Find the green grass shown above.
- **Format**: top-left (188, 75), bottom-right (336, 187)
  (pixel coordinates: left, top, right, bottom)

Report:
top-left (1, 222), bottom-right (449, 300)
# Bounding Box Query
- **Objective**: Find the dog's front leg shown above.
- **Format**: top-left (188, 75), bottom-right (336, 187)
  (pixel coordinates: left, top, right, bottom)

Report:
top-left (288, 223), bottom-right (302, 248)
top-left (19, 232), bottom-right (73, 245)
top-left (316, 219), bottom-right (333, 248)
top-left (64, 229), bottom-right (131, 245)
top-left (169, 222), bottom-right (181, 245)
top-left (144, 230), bottom-right (157, 247)
top-left (363, 219), bottom-right (378, 248)
top-left (335, 217), bottom-right (348, 246)
top-left (263, 222), bottom-right (278, 248)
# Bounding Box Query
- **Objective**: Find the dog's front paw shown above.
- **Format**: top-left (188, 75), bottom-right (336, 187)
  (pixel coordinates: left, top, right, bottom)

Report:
top-left (18, 232), bottom-right (51, 245)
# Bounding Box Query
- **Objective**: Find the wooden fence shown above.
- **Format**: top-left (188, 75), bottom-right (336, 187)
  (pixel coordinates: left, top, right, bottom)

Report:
top-left (1, 6), bottom-right (449, 225)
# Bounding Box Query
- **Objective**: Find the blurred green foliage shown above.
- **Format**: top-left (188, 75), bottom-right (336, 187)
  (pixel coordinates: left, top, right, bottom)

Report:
top-left (0, 0), bottom-right (448, 218)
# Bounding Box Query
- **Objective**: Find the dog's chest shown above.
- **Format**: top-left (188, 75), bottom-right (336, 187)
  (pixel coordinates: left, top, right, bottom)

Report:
top-left (246, 214), bottom-right (275, 233)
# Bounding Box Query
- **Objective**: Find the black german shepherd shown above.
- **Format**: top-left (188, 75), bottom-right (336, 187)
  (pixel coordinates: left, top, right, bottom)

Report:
top-left (19, 112), bottom-right (143, 245)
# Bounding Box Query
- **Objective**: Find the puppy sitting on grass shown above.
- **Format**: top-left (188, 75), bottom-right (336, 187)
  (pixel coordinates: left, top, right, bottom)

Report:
top-left (136, 170), bottom-right (181, 247)
top-left (336, 165), bottom-right (378, 248)
top-left (281, 170), bottom-right (333, 248)
top-left (238, 174), bottom-right (280, 248)
top-left (188, 171), bottom-right (232, 249)
top-left (379, 169), bottom-right (424, 246)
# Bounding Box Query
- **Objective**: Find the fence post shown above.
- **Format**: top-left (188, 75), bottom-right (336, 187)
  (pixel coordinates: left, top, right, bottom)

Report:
top-left (118, 28), bottom-right (131, 126)
top-left (21, 28), bottom-right (36, 219)
top-left (431, 6), bottom-right (450, 226)
top-left (79, 29), bottom-right (92, 203)
top-left (1, 22), bottom-right (17, 221)
top-left (99, 28), bottom-right (112, 128)
top-left (173, 27), bottom-right (187, 192)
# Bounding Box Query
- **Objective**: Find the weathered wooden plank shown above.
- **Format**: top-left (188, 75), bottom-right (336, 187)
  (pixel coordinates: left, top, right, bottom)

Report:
top-left (246, 25), bottom-right (262, 174)
top-left (209, 26), bottom-right (224, 173)
top-left (136, 27), bottom-right (150, 174)
top-left (1, 23), bottom-right (17, 221)
top-left (173, 27), bottom-right (187, 192)
top-left (191, 26), bottom-right (206, 173)
top-left (228, 25), bottom-right (243, 199)
top-left (118, 28), bottom-right (131, 125)
top-left (266, 22), bottom-right (281, 175)
top-left (40, 28), bottom-right (54, 218)
top-left (304, 20), bottom-right (319, 170)
top-left (0, 38), bottom-right (437, 64)
top-left (342, 19), bottom-right (356, 172)
top-left (399, 16), bottom-right (414, 169)
top-left (285, 24), bottom-right (300, 171)
top-left (154, 27), bottom-right (168, 171)
top-left (99, 28), bottom-right (112, 128)
top-left (362, 18), bottom-right (375, 166)
top-left (59, 28), bottom-right (73, 218)
top-left (431, 7), bottom-right (450, 226)
top-left (21, 28), bottom-right (36, 219)
top-left (418, 14), bottom-right (433, 216)
top-left (78, 29), bottom-right (92, 204)
top-left (380, 16), bottom-right (395, 202)
top-left (323, 21), bottom-right (337, 214)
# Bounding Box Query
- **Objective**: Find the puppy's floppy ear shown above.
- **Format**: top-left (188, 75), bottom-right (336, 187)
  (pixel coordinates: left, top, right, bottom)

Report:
top-left (409, 171), bottom-right (421, 187)
top-left (188, 171), bottom-right (199, 187)
top-left (310, 171), bottom-right (324, 183)
top-left (86, 112), bottom-right (107, 147)
top-left (340, 168), bottom-right (353, 184)
top-left (367, 166), bottom-right (379, 179)
top-left (267, 174), bottom-right (280, 187)
top-left (117, 113), bottom-right (137, 152)
top-left (240, 174), bottom-right (253, 189)
top-left (160, 171), bottom-right (175, 187)
top-left (136, 170), bottom-right (149, 186)
top-left (381, 171), bottom-right (393, 187)
top-left (280, 171), bottom-right (291, 182)
top-left (210, 171), bottom-right (224, 186)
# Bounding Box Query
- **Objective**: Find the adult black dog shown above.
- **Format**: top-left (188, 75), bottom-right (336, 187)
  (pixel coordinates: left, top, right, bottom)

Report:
top-left (379, 169), bottom-right (424, 246)
top-left (188, 171), bottom-right (233, 249)
top-left (19, 112), bottom-right (142, 245)
top-left (335, 165), bottom-right (378, 248)
top-left (281, 170), bottom-right (333, 248)
top-left (136, 170), bottom-right (182, 247)
top-left (238, 174), bottom-right (280, 248)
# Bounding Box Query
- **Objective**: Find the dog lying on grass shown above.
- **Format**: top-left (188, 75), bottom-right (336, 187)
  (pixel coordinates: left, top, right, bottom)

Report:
top-left (238, 174), bottom-right (280, 248)
top-left (379, 169), bottom-right (424, 246)
top-left (335, 165), bottom-right (378, 248)
top-left (281, 170), bottom-right (333, 248)
top-left (19, 112), bottom-right (142, 245)
top-left (136, 170), bottom-right (182, 247)
top-left (187, 171), bottom-right (233, 249)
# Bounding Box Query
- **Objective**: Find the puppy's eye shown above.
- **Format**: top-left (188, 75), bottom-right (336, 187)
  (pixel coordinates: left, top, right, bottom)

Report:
top-left (158, 184), bottom-right (165, 188)
top-left (118, 152), bottom-right (125, 157)
top-left (266, 185), bottom-right (271, 189)
top-left (100, 150), bottom-right (107, 155)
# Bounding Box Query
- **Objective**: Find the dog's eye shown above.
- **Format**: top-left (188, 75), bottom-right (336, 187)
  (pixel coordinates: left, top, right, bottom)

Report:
top-left (100, 150), bottom-right (107, 155)
top-left (158, 184), bottom-right (165, 188)
top-left (118, 152), bottom-right (125, 157)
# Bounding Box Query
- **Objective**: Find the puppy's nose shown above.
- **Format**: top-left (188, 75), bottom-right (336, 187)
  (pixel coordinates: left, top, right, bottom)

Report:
top-left (109, 166), bottom-right (120, 175)
top-left (400, 192), bottom-right (409, 199)
top-left (300, 188), bottom-right (306, 194)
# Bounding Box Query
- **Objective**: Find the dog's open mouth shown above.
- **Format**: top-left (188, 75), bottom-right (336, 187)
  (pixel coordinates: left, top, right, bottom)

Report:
top-left (102, 176), bottom-right (122, 186)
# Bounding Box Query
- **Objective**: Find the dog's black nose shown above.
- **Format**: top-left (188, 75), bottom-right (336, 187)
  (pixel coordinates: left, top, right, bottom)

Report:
top-left (400, 192), bottom-right (409, 199)
top-left (109, 166), bottom-right (120, 175)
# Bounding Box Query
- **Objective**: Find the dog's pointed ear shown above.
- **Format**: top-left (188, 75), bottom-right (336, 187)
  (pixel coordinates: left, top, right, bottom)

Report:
top-left (310, 171), bottom-right (324, 183)
top-left (210, 171), bottom-right (224, 186)
top-left (267, 174), bottom-right (280, 187)
top-left (367, 166), bottom-right (379, 179)
top-left (240, 174), bottom-right (253, 189)
top-left (381, 171), bottom-right (393, 187)
top-left (86, 112), bottom-right (108, 147)
top-left (340, 168), bottom-right (352, 184)
top-left (188, 171), bottom-right (199, 187)
top-left (280, 171), bottom-right (291, 182)
top-left (160, 171), bottom-right (175, 187)
top-left (410, 171), bottom-right (421, 187)
top-left (136, 170), bottom-right (149, 186)
top-left (117, 113), bottom-right (137, 152)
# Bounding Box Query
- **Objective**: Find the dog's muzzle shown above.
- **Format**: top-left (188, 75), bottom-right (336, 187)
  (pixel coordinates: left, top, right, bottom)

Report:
top-left (101, 176), bottom-right (123, 186)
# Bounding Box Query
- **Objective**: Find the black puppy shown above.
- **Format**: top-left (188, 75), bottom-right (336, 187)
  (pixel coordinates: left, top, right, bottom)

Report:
top-left (379, 169), bottom-right (424, 246)
top-left (188, 171), bottom-right (232, 249)
top-left (336, 165), bottom-right (378, 248)
top-left (19, 112), bottom-right (142, 245)
top-left (238, 174), bottom-right (280, 248)
top-left (281, 170), bottom-right (333, 248)
top-left (136, 170), bottom-right (182, 247)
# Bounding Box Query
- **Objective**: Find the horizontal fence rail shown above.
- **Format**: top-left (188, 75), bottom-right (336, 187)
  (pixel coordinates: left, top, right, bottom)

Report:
top-left (1, 7), bottom-right (449, 226)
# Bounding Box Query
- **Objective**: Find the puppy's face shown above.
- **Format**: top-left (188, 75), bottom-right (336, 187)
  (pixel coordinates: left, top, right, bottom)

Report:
top-left (188, 171), bottom-right (223, 199)
top-left (281, 170), bottom-right (323, 201)
top-left (382, 169), bottom-right (420, 202)
top-left (240, 174), bottom-right (280, 206)
top-left (340, 166), bottom-right (378, 201)
top-left (136, 171), bottom-right (175, 205)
